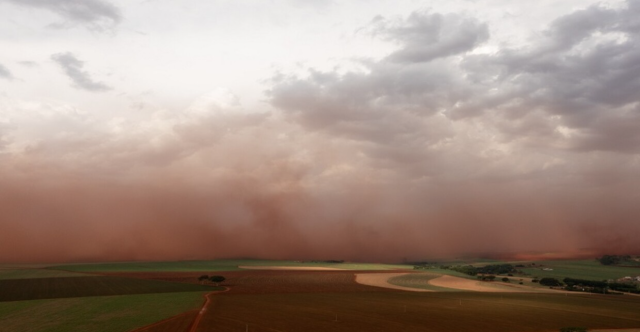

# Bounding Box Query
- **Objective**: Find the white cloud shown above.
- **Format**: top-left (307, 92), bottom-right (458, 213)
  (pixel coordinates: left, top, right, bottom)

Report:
top-left (51, 52), bottom-right (112, 92)
top-left (0, 0), bottom-right (121, 31)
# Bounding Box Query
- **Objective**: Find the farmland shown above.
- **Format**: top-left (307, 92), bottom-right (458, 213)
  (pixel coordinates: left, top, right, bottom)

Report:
top-left (0, 276), bottom-right (217, 301)
top-left (517, 260), bottom-right (639, 281)
top-left (198, 291), bottom-right (640, 332)
top-left (0, 266), bottom-right (219, 332)
top-left (51, 260), bottom-right (410, 273)
top-left (0, 292), bottom-right (206, 332)
top-left (1, 259), bottom-right (640, 331)
top-left (388, 272), bottom-right (464, 292)
top-left (98, 267), bottom-right (640, 332)
top-left (0, 268), bottom-right (88, 280)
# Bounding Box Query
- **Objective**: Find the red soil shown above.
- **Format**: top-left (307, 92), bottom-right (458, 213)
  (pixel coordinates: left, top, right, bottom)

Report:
top-left (106, 270), bottom-right (401, 295)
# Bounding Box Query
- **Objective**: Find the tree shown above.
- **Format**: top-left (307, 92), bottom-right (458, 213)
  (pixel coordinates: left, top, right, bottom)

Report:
top-left (209, 275), bottom-right (225, 286)
top-left (539, 277), bottom-right (562, 287)
top-left (598, 254), bottom-right (631, 266)
top-left (198, 275), bottom-right (210, 284)
top-left (501, 277), bottom-right (510, 282)
top-left (599, 255), bottom-right (620, 265)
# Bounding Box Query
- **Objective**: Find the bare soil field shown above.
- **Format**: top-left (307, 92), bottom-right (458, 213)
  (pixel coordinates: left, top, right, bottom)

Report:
top-left (427, 274), bottom-right (553, 293)
top-left (103, 270), bottom-right (396, 295)
top-left (110, 269), bottom-right (640, 332)
top-left (238, 265), bottom-right (343, 271)
top-left (198, 292), bottom-right (640, 332)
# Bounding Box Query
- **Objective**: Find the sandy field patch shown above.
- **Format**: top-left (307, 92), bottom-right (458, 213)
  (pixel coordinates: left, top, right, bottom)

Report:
top-left (429, 275), bottom-right (521, 292)
top-left (237, 266), bottom-right (343, 271)
top-left (355, 273), bottom-right (431, 292)
top-left (428, 275), bottom-right (559, 293)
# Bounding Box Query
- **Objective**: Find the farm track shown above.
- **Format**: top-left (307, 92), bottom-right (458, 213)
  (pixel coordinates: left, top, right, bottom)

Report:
top-left (187, 287), bottom-right (229, 332)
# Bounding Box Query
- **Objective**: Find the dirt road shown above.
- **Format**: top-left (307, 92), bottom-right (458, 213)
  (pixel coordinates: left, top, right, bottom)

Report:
top-left (188, 288), bottom-right (228, 332)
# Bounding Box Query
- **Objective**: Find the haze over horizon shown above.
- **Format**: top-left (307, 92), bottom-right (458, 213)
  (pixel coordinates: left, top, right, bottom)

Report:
top-left (1, 0), bottom-right (639, 264)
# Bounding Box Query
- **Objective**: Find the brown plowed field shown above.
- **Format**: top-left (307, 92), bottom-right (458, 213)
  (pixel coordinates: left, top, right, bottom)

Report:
top-left (118, 270), bottom-right (640, 332)
top-left (103, 270), bottom-right (400, 295)
top-left (198, 292), bottom-right (640, 332)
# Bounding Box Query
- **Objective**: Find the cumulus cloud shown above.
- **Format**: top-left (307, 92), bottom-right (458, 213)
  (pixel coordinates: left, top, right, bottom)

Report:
top-left (0, 0), bottom-right (121, 31)
top-left (273, 1), bottom-right (640, 156)
top-left (51, 52), bottom-right (111, 92)
top-left (372, 11), bottom-right (489, 63)
top-left (0, 63), bottom-right (12, 79)
top-left (458, 0), bottom-right (640, 152)
top-left (269, 12), bottom-right (480, 166)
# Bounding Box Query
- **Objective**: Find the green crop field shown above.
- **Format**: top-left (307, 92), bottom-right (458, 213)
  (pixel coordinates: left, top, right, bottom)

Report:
top-left (0, 291), bottom-right (206, 332)
top-left (5, 259), bottom-right (640, 332)
top-left (518, 260), bottom-right (638, 281)
top-left (388, 272), bottom-right (457, 292)
top-left (0, 268), bottom-right (90, 280)
top-left (0, 276), bottom-right (217, 302)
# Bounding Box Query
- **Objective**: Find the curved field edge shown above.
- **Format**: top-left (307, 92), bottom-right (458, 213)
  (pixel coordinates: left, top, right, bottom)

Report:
top-left (384, 273), bottom-right (545, 293)
top-left (0, 291), bottom-right (206, 332)
top-left (387, 273), bottom-right (460, 292)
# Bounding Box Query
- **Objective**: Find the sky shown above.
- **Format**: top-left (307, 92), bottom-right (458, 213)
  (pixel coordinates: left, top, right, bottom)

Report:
top-left (1, 0), bottom-right (639, 263)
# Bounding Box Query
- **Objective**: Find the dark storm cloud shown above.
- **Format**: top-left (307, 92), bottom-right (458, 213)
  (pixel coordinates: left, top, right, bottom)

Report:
top-left (269, 12), bottom-right (479, 165)
top-left (0, 0), bottom-right (121, 31)
top-left (372, 11), bottom-right (489, 63)
top-left (459, 1), bottom-right (640, 152)
top-left (269, 62), bottom-right (461, 173)
top-left (51, 52), bottom-right (111, 92)
top-left (0, 63), bottom-right (12, 79)
top-left (273, 1), bottom-right (640, 154)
